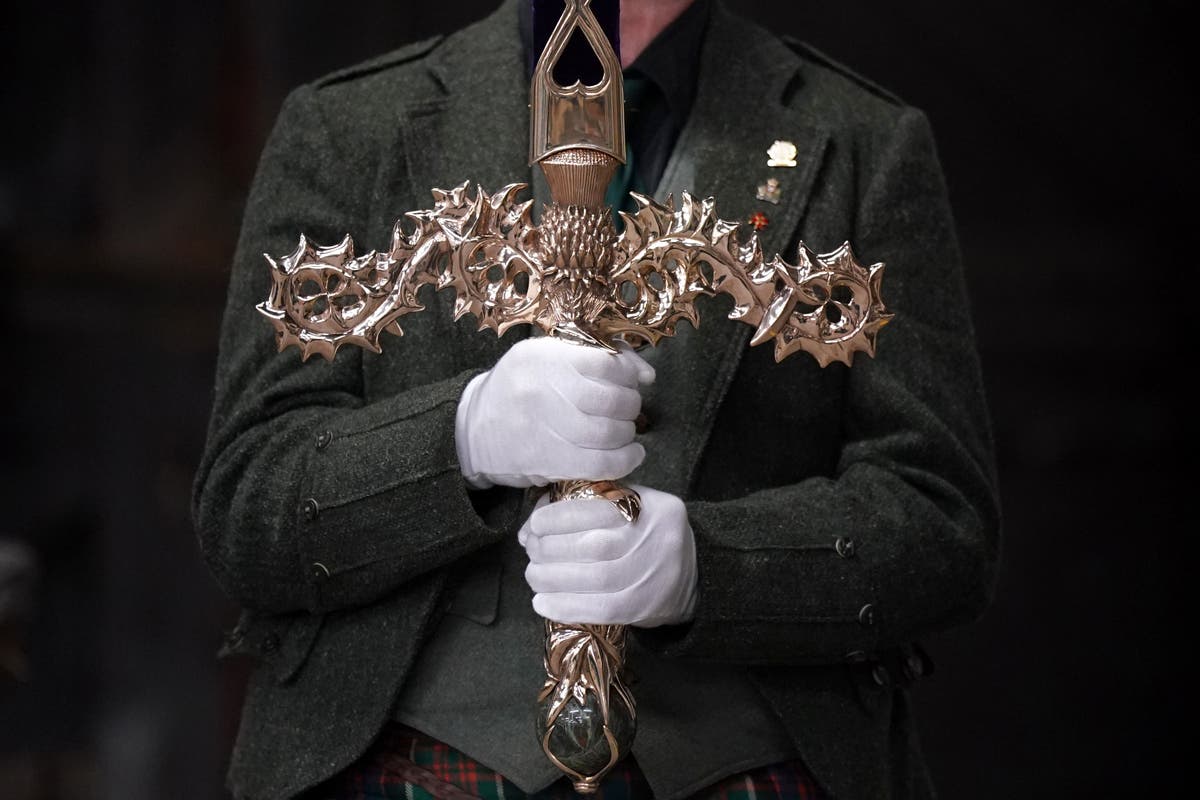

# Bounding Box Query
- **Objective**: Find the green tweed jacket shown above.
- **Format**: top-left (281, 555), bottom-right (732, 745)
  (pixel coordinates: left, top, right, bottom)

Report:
top-left (192, 1), bottom-right (1001, 798)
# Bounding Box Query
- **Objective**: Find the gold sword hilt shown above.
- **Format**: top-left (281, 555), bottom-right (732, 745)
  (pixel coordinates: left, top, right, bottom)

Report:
top-left (527, 4), bottom-right (638, 786)
top-left (257, 0), bottom-right (892, 791)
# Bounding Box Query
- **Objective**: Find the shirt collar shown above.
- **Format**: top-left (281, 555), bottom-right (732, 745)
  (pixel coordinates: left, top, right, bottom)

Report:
top-left (623, 0), bottom-right (711, 123)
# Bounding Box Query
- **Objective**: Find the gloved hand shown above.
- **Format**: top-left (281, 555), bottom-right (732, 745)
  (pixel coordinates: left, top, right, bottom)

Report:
top-left (455, 336), bottom-right (655, 489)
top-left (519, 485), bottom-right (698, 628)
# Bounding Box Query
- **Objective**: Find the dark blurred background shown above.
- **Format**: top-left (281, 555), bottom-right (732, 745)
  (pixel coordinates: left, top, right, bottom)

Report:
top-left (1, 1), bottom-right (1189, 798)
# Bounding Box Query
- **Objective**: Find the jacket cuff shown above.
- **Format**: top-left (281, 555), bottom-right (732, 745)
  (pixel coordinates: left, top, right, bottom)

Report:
top-left (633, 501), bottom-right (880, 664)
top-left (294, 368), bottom-right (514, 612)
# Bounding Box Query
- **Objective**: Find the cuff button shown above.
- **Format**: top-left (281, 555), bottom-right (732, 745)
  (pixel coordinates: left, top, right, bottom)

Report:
top-left (316, 430), bottom-right (333, 449)
top-left (835, 537), bottom-right (857, 558)
top-left (858, 603), bottom-right (876, 626)
top-left (311, 562), bottom-right (330, 580)
top-left (904, 652), bottom-right (925, 680)
top-left (872, 664), bottom-right (891, 687)
top-left (302, 498), bottom-right (320, 521)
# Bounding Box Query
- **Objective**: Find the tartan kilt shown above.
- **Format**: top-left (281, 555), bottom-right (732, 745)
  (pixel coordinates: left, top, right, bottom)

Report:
top-left (307, 723), bottom-right (827, 800)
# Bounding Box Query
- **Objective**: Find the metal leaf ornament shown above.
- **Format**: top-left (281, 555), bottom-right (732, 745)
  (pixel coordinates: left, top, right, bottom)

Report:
top-left (260, 183), bottom-right (891, 365)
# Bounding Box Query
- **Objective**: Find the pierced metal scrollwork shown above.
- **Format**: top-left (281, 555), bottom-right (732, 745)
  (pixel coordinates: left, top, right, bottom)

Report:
top-left (259, 182), bottom-right (891, 366)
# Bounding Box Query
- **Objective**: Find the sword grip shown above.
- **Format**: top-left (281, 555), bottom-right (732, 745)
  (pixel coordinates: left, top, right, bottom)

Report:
top-left (536, 479), bottom-right (640, 792)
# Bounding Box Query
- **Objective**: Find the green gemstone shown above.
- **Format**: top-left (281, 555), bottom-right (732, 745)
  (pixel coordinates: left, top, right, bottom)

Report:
top-left (536, 692), bottom-right (635, 777)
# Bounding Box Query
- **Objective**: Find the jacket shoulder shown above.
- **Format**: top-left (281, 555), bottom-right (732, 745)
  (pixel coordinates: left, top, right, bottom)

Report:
top-left (287, 34), bottom-right (448, 137)
top-left (781, 36), bottom-right (906, 108)
top-left (312, 34), bottom-right (446, 89)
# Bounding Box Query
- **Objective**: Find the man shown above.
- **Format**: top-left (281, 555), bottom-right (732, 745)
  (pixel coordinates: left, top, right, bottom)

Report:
top-left (192, 1), bottom-right (1000, 798)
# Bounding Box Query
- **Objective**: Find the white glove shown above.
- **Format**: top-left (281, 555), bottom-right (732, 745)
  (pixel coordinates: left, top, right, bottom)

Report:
top-left (519, 485), bottom-right (698, 628)
top-left (455, 337), bottom-right (655, 489)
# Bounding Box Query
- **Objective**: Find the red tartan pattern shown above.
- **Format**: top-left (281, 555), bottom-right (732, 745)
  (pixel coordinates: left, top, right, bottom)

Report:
top-left (309, 723), bottom-right (826, 800)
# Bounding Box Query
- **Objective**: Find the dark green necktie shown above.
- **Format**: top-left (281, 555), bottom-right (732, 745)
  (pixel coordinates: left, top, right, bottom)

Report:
top-left (605, 73), bottom-right (653, 220)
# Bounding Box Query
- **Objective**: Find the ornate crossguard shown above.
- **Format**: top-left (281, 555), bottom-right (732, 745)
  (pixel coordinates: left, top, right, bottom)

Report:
top-left (258, 0), bottom-right (891, 791)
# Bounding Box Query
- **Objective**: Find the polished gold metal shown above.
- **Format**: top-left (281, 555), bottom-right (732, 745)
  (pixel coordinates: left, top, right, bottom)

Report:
top-left (259, 185), bottom-right (890, 367)
top-left (767, 140), bottom-right (798, 167)
top-left (535, 482), bottom-right (640, 792)
top-left (540, 147), bottom-right (620, 208)
top-left (538, 620), bottom-right (635, 793)
top-left (529, 0), bottom-right (625, 167)
top-left (259, 183), bottom-right (540, 360)
top-left (607, 192), bottom-right (891, 366)
top-left (549, 480), bottom-right (641, 523)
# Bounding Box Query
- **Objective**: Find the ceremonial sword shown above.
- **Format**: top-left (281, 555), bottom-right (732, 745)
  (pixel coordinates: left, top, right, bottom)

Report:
top-left (257, 0), bottom-right (891, 790)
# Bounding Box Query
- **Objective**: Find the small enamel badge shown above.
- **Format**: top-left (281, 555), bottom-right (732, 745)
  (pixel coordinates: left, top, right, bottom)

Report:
top-left (767, 140), bottom-right (798, 168)
top-left (749, 211), bottom-right (770, 231)
top-left (756, 177), bottom-right (782, 205)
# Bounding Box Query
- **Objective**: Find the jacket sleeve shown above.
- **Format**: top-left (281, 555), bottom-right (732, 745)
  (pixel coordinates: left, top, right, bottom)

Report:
top-left (191, 85), bottom-right (515, 616)
top-left (637, 107), bottom-right (1001, 665)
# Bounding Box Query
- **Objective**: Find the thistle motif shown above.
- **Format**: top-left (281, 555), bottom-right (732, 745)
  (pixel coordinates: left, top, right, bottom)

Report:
top-left (259, 182), bottom-right (891, 366)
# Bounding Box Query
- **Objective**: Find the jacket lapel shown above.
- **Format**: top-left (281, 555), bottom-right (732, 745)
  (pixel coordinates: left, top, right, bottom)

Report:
top-left (398, 0), bottom-right (534, 368)
top-left (634, 3), bottom-right (831, 497)
top-left (407, 0), bottom-right (529, 197)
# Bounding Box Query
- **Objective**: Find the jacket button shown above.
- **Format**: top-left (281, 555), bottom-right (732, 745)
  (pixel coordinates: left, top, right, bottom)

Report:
top-left (872, 664), bottom-right (891, 687)
top-left (316, 430), bottom-right (333, 449)
top-left (302, 498), bottom-right (320, 521)
top-left (262, 633), bottom-right (280, 654)
top-left (311, 562), bottom-right (330, 580)
top-left (904, 651), bottom-right (925, 680)
top-left (835, 537), bottom-right (856, 558)
top-left (858, 603), bottom-right (875, 626)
